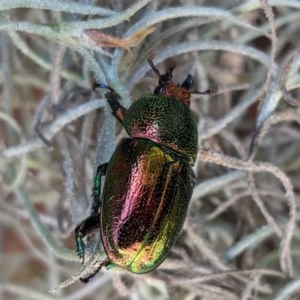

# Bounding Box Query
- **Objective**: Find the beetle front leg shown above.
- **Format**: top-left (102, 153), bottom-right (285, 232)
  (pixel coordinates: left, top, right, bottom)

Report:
top-left (105, 90), bottom-right (127, 124)
top-left (94, 83), bottom-right (127, 124)
top-left (75, 213), bottom-right (100, 263)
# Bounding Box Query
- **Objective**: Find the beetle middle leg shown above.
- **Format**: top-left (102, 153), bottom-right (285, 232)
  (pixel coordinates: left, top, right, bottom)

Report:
top-left (90, 163), bottom-right (108, 215)
top-left (75, 213), bottom-right (100, 263)
top-left (75, 163), bottom-right (107, 262)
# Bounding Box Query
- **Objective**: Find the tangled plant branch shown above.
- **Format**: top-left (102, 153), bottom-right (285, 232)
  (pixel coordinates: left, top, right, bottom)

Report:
top-left (0, 1), bottom-right (299, 299)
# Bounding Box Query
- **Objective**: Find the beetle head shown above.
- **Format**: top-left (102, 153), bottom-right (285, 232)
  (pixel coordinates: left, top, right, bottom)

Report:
top-left (147, 54), bottom-right (193, 106)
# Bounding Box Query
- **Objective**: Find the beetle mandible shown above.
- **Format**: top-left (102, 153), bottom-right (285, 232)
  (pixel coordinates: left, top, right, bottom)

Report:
top-left (75, 55), bottom-right (212, 283)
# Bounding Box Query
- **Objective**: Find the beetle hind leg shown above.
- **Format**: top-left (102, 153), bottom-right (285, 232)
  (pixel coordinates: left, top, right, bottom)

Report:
top-left (79, 259), bottom-right (110, 284)
top-left (75, 213), bottom-right (100, 263)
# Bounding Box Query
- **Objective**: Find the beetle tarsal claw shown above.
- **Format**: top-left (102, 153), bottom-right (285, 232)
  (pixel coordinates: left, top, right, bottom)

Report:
top-left (79, 277), bottom-right (89, 284)
top-left (79, 262), bottom-right (104, 284)
top-left (78, 252), bottom-right (85, 265)
top-left (93, 82), bottom-right (115, 93)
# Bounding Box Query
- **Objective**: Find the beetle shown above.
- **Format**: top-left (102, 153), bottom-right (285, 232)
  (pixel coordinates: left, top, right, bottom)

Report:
top-left (75, 55), bottom-right (212, 283)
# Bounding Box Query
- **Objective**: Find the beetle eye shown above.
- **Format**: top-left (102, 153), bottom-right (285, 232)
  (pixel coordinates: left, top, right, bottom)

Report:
top-left (181, 74), bottom-right (194, 90)
top-left (154, 85), bottom-right (164, 95)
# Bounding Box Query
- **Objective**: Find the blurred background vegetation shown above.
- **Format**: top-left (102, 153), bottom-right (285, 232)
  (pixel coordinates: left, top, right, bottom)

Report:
top-left (0, 0), bottom-right (300, 299)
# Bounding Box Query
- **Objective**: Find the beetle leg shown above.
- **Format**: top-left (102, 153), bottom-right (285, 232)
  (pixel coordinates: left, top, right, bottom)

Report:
top-left (181, 74), bottom-right (194, 90)
top-left (191, 86), bottom-right (218, 95)
top-left (79, 259), bottom-right (110, 284)
top-left (75, 213), bottom-right (100, 264)
top-left (94, 83), bottom-right (127, 123)
top-left (91, 163), bottom-right (108, 215)
top-left (105, 90), bottom-right (127, 124)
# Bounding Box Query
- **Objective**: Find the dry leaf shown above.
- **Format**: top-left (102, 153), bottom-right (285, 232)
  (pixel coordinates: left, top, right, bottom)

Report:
top-left (84, 27), bottom-right (156, 57)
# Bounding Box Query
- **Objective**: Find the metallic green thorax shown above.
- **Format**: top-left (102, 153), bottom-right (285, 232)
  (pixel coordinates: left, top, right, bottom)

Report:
top-left (123, 95), bottom-right (198, 163)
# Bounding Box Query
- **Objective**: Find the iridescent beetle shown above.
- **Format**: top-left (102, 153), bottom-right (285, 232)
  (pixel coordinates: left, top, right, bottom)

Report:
top-left (75, 55), bottom-right (212, 283)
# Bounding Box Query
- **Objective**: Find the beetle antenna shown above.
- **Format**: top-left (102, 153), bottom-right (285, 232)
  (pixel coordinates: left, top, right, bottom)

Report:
top-left (147, 53), bottom-right (161, 78)
top-left (191, 86), bottom-right (218, 96)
